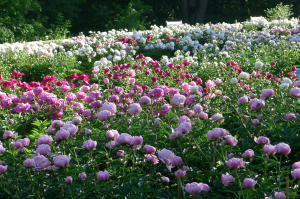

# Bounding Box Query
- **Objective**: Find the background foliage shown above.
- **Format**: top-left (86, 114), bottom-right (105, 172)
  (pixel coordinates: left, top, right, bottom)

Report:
top-left (0, 0), bottom-right (299, 43)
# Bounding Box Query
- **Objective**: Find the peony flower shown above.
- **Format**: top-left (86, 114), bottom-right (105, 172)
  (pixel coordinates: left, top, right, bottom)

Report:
top-left (3, 131), bottom-right (18, 139)
top-left (140, 96), bottom-right (151, 104)
top-left (143, 145), bottom-right (156, 154)
top-left (97, 170), bottom-right (109, 181)
top-left (114, 133), bottom-right (133, 145)
top-left (132, 136), bottom-right (143, 145)
top-left (100, 102), bottom-right (117, 115)
top-left (128, 103), bottom-right (142, 115)
top-left (96, 110), bottom-right (111, 120)
top-left (283, 113), bottom-right (296, 121)
top-left (53, 155), bottom-right (71, 167)
top-left (36, 135), bottom-right (53, 146)
top-left (206, 128), bottom-right (229, 140)
top-left (171, 94), bottom-right (186, 106)
top-left (210, 113), bottom-right (224, 123)
top-left (172, 156), bottom-right (183, 166)
top-left (175, 169), bottom-right (186, 178)
top-left (274, 192), bottom-right (286, 199)
top-left (198, 112), bottom-right (208, 120)
top-left (79, 172), bottom-right (87, 180)
top-left (117, 150), bottom-right (125, 157)
top-left (254, 61), bottom-right (263, 70)
top-left (291, 169), bottom-right (300, 180)
top-left (54, 129), bottom-right (70, 140)
top-left (221, 135), bottom-right (238, 146)
top-left (254, 136), bottom-right (270, 144)
top-left (36, 144), bottom-right (51, 155)
top-left (158, 149), bottom-right (175, 171)
top-left (243, 149), bottom-right (254, 158)
top-left (106, 130), bottom-right (119, 139)
top-left (161, 176), bottom-right (170, 183)
top-left (0, 165), bottom-right (7, 173)
top-left (23, 159), bottom-right (35, 168)
top-left (260, 89), bottom-right (275, 99)
top-left (33, 155), bottom-right (51, 170)
top-left (290, 87), bottom-right (300, 97)
top-left (263, 144), bottom-right (276, 155)
top-left (61, 124), bottom-right (78, 135)
top-left (275, 143), bottom-right (291, 155)
top-left (145, 154), bottom-right (159, 164)
top-left (226, 158), bottom-right (246, 169)
top-left (177, 122), bottom-right (192, 134)
top-left (83, 140), bottom-right (97, 150)
top-left (238, 95), bottom-right (248, 104)
top-left (243, 178), bottom-right (257, 188)
top-left (249, 98), bottom-right (265, 110)
top-left (65, 176), bottom-right (73, 184)
top-left (292, 161), bottom-right (300, 169)
top-left (221, 174), bottom-right (235, 186)
top-left (239, 72), bottom-right (250, 80)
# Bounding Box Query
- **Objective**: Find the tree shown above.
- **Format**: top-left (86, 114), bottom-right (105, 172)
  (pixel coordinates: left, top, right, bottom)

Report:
top-left (180, 0), bottom-right (209, 24)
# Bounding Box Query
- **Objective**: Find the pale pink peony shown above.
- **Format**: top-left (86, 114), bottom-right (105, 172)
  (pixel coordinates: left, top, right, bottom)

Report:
top-left (33, 155), bottom-right (51, 170)
top-left (143, 145), bottom-right (156, 154)
top-left (96, 110), bottom-right (111, 120)
top-left (83, 140), bottom-right (97, 150)
top-left (243, 149), bottom-right (254, 158)
top-left (97, 170), bottom-right (109, 181)
top-left (145, 154), bottom-right (159, 164)
top-left (238, 95), bottom-right (248, 104)
top-left (171, 94), bottom-right (186, 106)
top-left (260, 89), bottom-right (275, 99)
top-left (158, 149), bottom-right (176, 171)
top-left (291, 169), bottom-right (300, 180)
top-left (100, 102), bottom-right (117, 115)
top-left (290, 87), bottom-right (300, 97)
top-left (65, 176), bottom-right (73, 184)
top-left (128, 103), bottom-right (142, 115)
top-left (36, 144), bottom-right (51, 155)
top-left (114, 133), bottom-right (133, 145)
top-left (36, 135), bottom-right (53, 146)
top-left (53, 155), bottom-right (71, 167)
top-left (263, 144), bottom-right (276, 155)
top-left (23, 159), bottom-right (35, 168)
top-left (226, 158), bottom-right (246, 169)
top-left (221, 174), bottom-right (235, 186)
top-left (275, 143), bottom-right (291, 155)
top-left (254, 136), bottom-right (270, 144)
top-left (140, 96), bottom-right (151, 104)
top-left (54, 129), bottom-right (70, 140)
top-left (243, 178), bottom-right (257, 188)
top-left (106, 130), bottom-right (119, 139)
top-left (206, 128), bottom-right (229, 140)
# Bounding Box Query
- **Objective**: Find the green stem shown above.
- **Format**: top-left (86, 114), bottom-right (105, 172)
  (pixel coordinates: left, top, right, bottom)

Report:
top-left (236, 169), bottom-right (244, 199)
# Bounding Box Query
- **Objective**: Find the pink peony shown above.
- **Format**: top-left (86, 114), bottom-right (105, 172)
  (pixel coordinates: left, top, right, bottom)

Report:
top-left (171, 94), bottom-right (186, 106)
top-left (158, 149), bottom-right (175, 171)
top-left (283, 113), bottom-right (296, 121)
top-left (96, 110), bottom-right (111, 120)
top-left (238, 95), bottom-right (248, 104)
top-left (83, 140), bottom-right (97, 150)
top-left (79, 172), bottom-right (87, 180)
top-left (221, 135), bottom-right (238, 146)
top-left (263, 144), bottom-right (276, 155)
top-left (54, 129), bottom-right (70, 140)
top-left (275, 143), bottom-right (291, 155)
top-left (210, 113), bottom-right (224, 123)
top-left (254, 136), bottom-right (270, 144)
top-left (114, 133), bottom-right (133, 145)
top-left (36, 135), bottom-right (53, 146)
top-left (36, 144), bottom-right (51, 155)
top-left (97, 170), bottom-right (109, 181)
top-left (128, 103), bottom-right (142, 115)
top-left (172, 156), bottom-right (183, 166)
top-left (249, 98), bottom-right (265, 110)
top-left (100, 102), bottom-right (117, 115)
top-left (226, 158), bottom-right (246, 169)
top-left (198, 112), bottom-right (208, 120)
top-left (65, 176), bottom-right (73, 184)
top-left (23, 159), bottom-right (35, 168)
top-left (0, 165), bottom-right (7, 173)
top-left (274, 192), bottom-right (286, 199)
top-left (106, 130), bottom-right (119, 139)
top-left (145, 154), bottom-right (159, 164)
top-left (290, 87), bottom-right (300, 97)
top-left (243, 149), bottom-right (254, 158)
top-left (161, 176), bottom-right (170, 183)
top-left (292, 161), bottom-right (300, 169)
top-left (143, 145), bottom-right (156, 154)
top-left (243, 178), bottom-right (257, 188)
top-left (291, 169), bottom-right (300, 180)
top-left (117, 150), bottom-right (125, 157)
top-left (260, 89), bottom-right (275, 99)
top-left (33, 155), bottom-right (51, 170)
top-left (206, 128), bottom-right (229, 140)
top-left (53, 155), bottom-right (71, 167)
top-left (221, 174), bottom-right (235, 186)
top-left (140, 96), bottom-right (151, 104)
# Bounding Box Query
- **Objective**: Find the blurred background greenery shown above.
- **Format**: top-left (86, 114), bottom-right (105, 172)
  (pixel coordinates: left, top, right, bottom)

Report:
top-left (0, 0), bottom-right (299, 43)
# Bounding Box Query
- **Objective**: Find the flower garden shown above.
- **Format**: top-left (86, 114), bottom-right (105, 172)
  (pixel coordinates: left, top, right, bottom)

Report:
top-left (1, 19), bottom-right (300, 198)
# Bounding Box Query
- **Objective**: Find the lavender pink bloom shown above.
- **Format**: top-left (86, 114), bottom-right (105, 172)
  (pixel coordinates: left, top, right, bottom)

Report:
top-left (243, 149), bottom-right (254, 158)
top-left (83, 140), bottom-right (97, 150)
top-left (3, 131), bottom-right (18, 139)
top-left (114, 133), bottom-right (133, 145)
top-left (198, 112), bottom-right (208, 120)
top-left (143, 145), bottom-right (156, 154)
top-left (185, 182), bottom-right (209, 195)
top-left (226, 158), bottom-right (246, 169)
top-left (23, 159), bottom-right (35, 168)
top-left (79, 172), bottom-right (87, 180)
top-left (65, 176), bottom-right (73, 184)
top-left (206, 128), bottom-right (229, 140)
top-left (221, 174), bottom-right (235, 186)
top-left (292, 161), bottom-right (300, 169)
top-left (36, 135), bottom-right (53, 146)
top-left (96, 110), bottom-right (111, 120)
top-left (0, 165), bottom-right (7, 173)
top-left (158, 149), bottom-right (175, 171)
top-left (161, 176), bottom-right (170, 183)
top-left (221, 135), bottom-right (238, 146)
top-left (53, 155), bottom-right (71, 167)
top-left (249, 98), bottom-right (265, 110)
top-left (54, 129), bottom-right (70, 140)
top-left (172, 156), bottom-right (183, 166)
top-left (175, 169), bottom-right (186, 178)
top-left (145, 154), bottom-right (159, 164)
top-left (243, 178), bottom-right (257, 188)
top-left (117, 150), bottom-right (125, 157)
top-left (210, 113), bottom-right (224, 123)
top-left (140, 96), bottom-right (151, 104)
top-left (291, 169), bottom-right (300, 180)
top-left (275, 143), bottom-right (291, 155)
top-left (260, 89), bottom-right (275, 99)
top-left (36, 144), bottom-right (51, 155)
top-left (97, 170), bottom-right (109, 181)
top-left (263, 144), bottom-right (276, 155)
top-left (100, 102), bottom-right (117, 115)
top-left (290, 87), bottom-right (300, 97)
top-left (254, 136), bottom-right (270, 144)
top-left (106, 130), bottom-right (119, 139)
top-left (238, 95), bottom-right (248, 104)
top-left (33, 155), bottom-right (51, 170)
top-left (283, 113), bottom-right (296, 121)
top-left (128, 103), bottom-right (142, 115)
top-left (274, 192), bottom-right (286, 199)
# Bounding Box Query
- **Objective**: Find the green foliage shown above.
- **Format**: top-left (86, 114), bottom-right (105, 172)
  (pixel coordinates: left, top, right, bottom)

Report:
top-left (265, 2), bottom-right (294, 20)
top-left (48, 12), bottom-right (72, 39)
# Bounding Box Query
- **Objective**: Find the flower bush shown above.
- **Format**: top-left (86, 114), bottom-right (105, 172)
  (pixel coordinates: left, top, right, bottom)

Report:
top-left (0, 18), bottom-right (300, 198)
